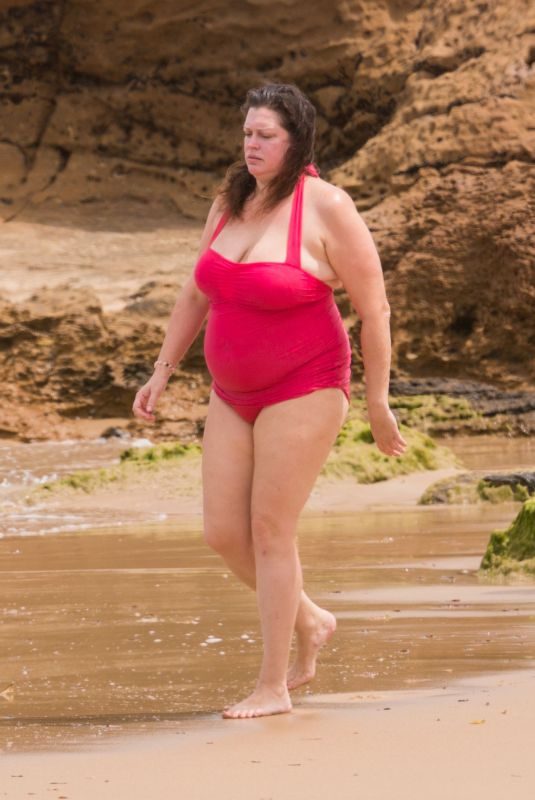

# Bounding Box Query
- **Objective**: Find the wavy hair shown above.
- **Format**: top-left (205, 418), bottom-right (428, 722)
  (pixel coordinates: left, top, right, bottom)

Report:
top-left (215, 83), bottom-right (318, 218)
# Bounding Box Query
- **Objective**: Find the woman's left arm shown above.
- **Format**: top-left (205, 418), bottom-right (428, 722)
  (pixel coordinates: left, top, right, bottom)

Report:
top-left (320, 185), bottom-right (407, 457)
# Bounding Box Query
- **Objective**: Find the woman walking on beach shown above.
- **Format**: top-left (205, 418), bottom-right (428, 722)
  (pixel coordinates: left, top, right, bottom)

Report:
top-left (133, 83), bottom-right (406, 719)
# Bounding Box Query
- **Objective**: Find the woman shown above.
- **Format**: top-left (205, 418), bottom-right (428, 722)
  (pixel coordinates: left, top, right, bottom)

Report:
top-left (132, 83), bottom-right (407, 719)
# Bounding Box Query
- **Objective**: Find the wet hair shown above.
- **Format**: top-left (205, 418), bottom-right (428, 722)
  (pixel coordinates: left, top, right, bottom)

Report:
top-left (215, 82), bottom-right (318, 218)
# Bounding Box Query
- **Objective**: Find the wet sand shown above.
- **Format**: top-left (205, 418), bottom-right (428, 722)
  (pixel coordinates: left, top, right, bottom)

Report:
top-left (2, 669), bottom-right (534, 799)
top-left (1, 438), bottom-right (534, 797)
top-left (2, 507), bottom-right (535, 793)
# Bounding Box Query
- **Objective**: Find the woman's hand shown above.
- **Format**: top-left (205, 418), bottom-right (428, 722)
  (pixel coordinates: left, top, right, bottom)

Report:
top-left (132, 372), bottom-right (170, 423)
top-left (367, 402), bottom-right (407, 457)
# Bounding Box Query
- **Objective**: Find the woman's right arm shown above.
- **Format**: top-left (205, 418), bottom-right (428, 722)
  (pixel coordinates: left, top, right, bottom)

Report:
top-left (132, 197), bottom-right (223, 422)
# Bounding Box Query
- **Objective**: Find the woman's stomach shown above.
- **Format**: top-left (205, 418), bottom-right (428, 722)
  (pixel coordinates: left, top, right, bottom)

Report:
top-left (203, 299), bottom-right (351, 393)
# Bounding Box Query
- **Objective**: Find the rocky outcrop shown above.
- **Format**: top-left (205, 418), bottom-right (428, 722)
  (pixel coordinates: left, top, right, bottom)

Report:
top-left (0, 285), bottom-right (209, 441)
top-left (483, 472), bottom-right (535, 495)
top-left (2, 1), bottom-right (533, 221)
top-left (480, 497), bottom-right (535, 576)
top-left (376, 162), bottom-right (535, 386)
top-left (3, 282), bottom-right (535, 443)
top-left (419, 471), bottom-right (535, 505)
top-left (1, 0), bottom-right (534, 425)
top-left (389, 377), bottom-right (535, 435)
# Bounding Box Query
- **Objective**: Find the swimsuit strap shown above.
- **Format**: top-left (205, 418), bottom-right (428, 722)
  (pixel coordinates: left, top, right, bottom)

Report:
top-left (285, 162), bottom-right (319, 266)
top-left (209, 207), bottom-right (231, 244)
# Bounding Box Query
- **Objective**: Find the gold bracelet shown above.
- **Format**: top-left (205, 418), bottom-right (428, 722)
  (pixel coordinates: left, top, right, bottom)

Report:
top-left (153, 359), bottom-right (177, 372)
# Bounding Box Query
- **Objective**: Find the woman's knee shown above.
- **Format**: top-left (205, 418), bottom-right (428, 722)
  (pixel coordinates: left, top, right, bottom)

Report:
top-left (202, 521), bottom-right (229, 553)
top-left (203, 520), bottom-right (250, 555)
top-left (250, 510), bottom-right (296, 555)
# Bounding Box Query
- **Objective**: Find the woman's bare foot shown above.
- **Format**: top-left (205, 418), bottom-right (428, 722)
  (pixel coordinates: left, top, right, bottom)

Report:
top-left (222, 683), bottom-right (292, 719)
top-left (287, 608), bottom-right (337, 690)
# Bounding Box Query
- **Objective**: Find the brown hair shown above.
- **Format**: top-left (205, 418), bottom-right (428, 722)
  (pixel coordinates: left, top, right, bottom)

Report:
top-left (215, 83), bottom-right (318, 218)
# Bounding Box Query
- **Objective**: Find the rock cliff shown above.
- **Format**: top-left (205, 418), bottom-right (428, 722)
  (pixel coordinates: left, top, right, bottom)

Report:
top-left (1, 0), bottom-right (534, 438)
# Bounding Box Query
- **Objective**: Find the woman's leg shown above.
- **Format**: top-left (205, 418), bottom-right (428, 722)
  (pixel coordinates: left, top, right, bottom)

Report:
top-left (201, 390), bottom-right (255, 585)
top-left (222, 387), bottom-right (349, 719)
top-left (202, 390), bottom-right (339, 672)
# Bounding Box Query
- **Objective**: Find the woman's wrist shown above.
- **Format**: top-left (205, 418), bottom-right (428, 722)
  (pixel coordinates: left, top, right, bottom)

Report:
top-left (153, 358), bottom-right (177, 376)
top-left (153, 358), bottom-right (176, 380)
top-left (366, 397), bottom-right (390, 412)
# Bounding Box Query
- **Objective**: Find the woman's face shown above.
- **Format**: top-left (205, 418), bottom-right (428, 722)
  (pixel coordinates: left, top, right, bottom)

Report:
top-left (242, 106), bottom-right (291, 180)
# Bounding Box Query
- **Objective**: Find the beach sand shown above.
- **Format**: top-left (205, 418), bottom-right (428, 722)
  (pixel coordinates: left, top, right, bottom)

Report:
top-left (2, 668), bottom-right (534, 799)
top-left (2, 456), bottom-right (535, 798)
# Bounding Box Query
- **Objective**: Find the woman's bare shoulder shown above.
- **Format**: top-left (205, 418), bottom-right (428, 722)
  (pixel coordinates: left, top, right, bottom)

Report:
top-left (306, 175), bottom-right (355, 215)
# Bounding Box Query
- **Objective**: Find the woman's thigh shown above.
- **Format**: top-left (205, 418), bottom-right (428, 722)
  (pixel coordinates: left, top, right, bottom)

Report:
top-left (251, 388), bottom-right (349, 530)
top-left (201, 389), bottom-right (255, 548)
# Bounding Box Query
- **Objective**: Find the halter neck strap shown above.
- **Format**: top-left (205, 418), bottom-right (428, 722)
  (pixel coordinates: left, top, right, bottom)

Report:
top-left (304, 162), bottom-right (320, 177)
top-left (209, 208), bottom-right (230, 244)
top-left (285, 163), bottom-right (319, 265)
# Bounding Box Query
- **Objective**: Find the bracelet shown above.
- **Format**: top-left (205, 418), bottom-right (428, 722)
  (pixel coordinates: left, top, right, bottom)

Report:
top-left (153, 359), bottom-right (177, 372)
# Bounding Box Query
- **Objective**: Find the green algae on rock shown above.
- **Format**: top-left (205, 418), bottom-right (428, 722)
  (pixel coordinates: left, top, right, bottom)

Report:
top-left (389, 394), bottom-right (481, 434)
top-left (30, 416), bottom-right (458, 503)
top-left (480, 497), bottom-right (535, 577)
top-left (323, 417), bottom-right (458, 483)
top-left (36, 441), bottom-right (201, 495)
top-left (119, 441), bottom-right (201, 464)
top-left (419, 473), bottom-right (531, 505)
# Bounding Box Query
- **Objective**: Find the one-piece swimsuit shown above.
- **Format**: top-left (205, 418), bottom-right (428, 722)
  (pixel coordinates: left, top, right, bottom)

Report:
top-left (193, 163), bottom-right (352, 424)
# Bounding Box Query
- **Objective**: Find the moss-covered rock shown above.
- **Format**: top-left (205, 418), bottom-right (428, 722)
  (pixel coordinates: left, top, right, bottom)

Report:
top-left (119, 441), bottom-right (201, 464)
top-left (479, 497), bottom-right (535, 577)
top-left (419, 472), bottom-right (475, 504)
top-left (419, 473), bottom-right (531, 505)
top-left (389, 393), bottom-right (481, 429)
top-left (477, 479), bottom-right (529, 504)
top-left (33, 411), bottom-right (458, 501)
top-left (37, 441), bottom-right (201, 495)
top-left (322, 416), bottom-right (458, 483)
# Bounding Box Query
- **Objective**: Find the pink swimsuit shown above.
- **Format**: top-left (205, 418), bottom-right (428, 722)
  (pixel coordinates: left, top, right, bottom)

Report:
top-left (193, 164), bottom-right (352, 424)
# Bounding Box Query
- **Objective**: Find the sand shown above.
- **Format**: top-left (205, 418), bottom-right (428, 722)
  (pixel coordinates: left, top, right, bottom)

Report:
top-left (3, 456), bottom-right (534, 798)
top-left (2, 668), bottom-right (534, 799)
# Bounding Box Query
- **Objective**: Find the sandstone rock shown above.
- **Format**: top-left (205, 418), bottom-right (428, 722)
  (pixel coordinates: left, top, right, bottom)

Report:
top-left (373, 161), bottom-right (535, 386)
top-left (123, 280), bottom-right (181, 319)
top-left (0, 142), bottom-right (26, 190)
top-left (1, 0), bottom-right (534, 432)
top-left (0, 286), bottom-right (208, 437)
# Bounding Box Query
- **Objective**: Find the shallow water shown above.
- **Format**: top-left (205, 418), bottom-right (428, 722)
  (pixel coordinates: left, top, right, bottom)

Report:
top-left (435, 434), bottom-right (534, 471)
top-left (0, 436), bottom-right (159, 537)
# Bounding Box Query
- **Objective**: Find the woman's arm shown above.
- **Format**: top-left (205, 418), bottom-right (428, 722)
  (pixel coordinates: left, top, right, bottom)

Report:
top-left (319, 185), bottom-right (406, 456)
top-left (132, 197), bottom-right (223, 422)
